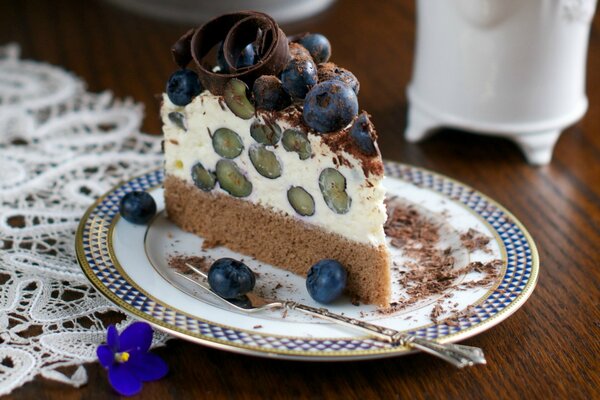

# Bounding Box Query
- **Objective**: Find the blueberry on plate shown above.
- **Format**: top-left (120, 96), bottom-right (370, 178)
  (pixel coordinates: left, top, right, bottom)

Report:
top-left (350, 112), bottom-right (377, 156)
top-left (208, 258), bottom-right (256, 299)
top-left (298, 33), bottom-right (331, 64)
top-left (306, 259), bottom-right (348, 304)
top-left (119, 191), bottom-right (157, 224)
top-left (227, 295), bottom-right (253, 309)
top-left (166, 69), bottom-right (202, 106)
top-left (280, 57), bottom-right (318, 100)
top-left (303, 81), bottom-right (358, 133)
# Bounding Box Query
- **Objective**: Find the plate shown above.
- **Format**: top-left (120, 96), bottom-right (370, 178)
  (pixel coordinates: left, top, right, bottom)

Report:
top-left (76, 162), bottom-right (539, 361)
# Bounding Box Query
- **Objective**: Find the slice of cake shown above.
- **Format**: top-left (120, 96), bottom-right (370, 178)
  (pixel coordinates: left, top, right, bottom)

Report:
top-left (161, 11), bottom-right (391, 306)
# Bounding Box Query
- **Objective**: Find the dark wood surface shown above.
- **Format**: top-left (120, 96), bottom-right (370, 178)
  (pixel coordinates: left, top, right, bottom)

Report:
top-left (2, 1), bottom-right (599, 399)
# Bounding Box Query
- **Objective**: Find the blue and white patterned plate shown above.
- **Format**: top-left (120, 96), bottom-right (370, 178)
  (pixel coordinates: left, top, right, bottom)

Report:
top-left (76, 162), bottom-right (538, 360)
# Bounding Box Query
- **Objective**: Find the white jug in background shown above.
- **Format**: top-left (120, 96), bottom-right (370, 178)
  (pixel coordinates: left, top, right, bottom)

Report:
top-left (406, 0), bottom-right (597, 165)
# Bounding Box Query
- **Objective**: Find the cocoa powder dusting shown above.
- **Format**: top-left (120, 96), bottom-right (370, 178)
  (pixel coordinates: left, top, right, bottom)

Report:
top-left (318, 122), bottom-right (384, 177)
top-left (168, 255), bottom-right (211, 274)
top-left (201, 238), bottom-right (222, 250)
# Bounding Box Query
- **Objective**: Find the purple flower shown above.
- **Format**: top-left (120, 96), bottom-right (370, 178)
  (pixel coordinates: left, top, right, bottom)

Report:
top-left (97, 322), bottom-right (168, 396)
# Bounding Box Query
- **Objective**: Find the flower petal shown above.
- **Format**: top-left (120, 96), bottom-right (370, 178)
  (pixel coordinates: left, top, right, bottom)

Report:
top-left (108, 364), bottom-right (143, 396)
top-left (106, 325), bottom-right (119, 352)
top-left (120, 322), bottom-right (153, 353)
top-left (128, 352), bottom-right (169, 382)
top-left (96, 344), bottom-right (114, 368)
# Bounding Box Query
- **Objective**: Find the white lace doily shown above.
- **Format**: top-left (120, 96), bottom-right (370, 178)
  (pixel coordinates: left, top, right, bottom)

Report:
top-left (0, 43), bottom-right (169, 396)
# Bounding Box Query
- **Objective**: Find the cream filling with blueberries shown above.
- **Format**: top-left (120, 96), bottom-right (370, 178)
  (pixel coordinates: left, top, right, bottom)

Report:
top-left (162, 91), bottom-right (387, 247)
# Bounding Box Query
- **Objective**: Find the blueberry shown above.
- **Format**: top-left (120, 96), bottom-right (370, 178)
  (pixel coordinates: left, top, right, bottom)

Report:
top-left (216, 159), bottom-right (253, 197)
top-left (287, 186), bottom-right (315, 216)
top-left (237, 43), bottom-right (256, 68)
top-left (191, 162), bottom-right (216, 191)
top-left (166, 69), bottom-right (202, 106)
top-left (319, 168), bottom-right (351, 214)
top-left (227, 295), bottom-right (253, 309)
top-left (208, 258), bottom-right (256, 299)
top-left (250, 121), bottom-right (282, 145)
top-left (288, 42), bottom-right (312, 61)
top-left (303, 81), bottom-right (358, 133)
top-left (282, 129), bottom-right (311, 160)
top-left (168, 112), bottom-right (187, 131)
top-left (119, 191), bottom-right (157, 224)
top-left (249, 144), bottom-right (282, 179)
top-left (280, 58), bottom-right (318, 100)
top-left (252, 76), bottom-right (291, 111)
top-left (306, 259), bottom-right (347, 304)
top-left (298, 33), bottom-right (331, 64)
top-left (212, 128), bottom-right (244, 159)
top-left (350, 112), bottom-right (377, 156)
top-left (317, 62), bottom-right (360, 95)
top-left (224, 79), bottom-right (255, 119)
top-left (217, 42), bottom-right (255, 72)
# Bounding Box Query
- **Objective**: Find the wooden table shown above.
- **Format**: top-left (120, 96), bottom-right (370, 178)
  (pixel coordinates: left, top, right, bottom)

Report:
top-left (2, 1), bottom-right (598, 398)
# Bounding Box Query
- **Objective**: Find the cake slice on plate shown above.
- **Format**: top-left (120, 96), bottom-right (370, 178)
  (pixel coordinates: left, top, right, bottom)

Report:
top-left (161, 11), bottom-right (391, 306)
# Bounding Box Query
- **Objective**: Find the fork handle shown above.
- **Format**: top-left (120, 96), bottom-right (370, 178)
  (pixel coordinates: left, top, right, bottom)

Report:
top-left (284, 302), bottom-right (486, 368)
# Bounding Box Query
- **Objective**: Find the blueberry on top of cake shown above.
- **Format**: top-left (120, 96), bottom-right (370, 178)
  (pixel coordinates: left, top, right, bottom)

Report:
top-left (161, 11), bottom-right (391, 306)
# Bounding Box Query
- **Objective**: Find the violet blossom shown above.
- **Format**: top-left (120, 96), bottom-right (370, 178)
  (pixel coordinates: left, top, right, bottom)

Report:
top-left (97, 322), bottom-right (168, 396)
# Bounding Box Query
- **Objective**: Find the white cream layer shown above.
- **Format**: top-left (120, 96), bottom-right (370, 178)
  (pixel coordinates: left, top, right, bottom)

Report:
top-left (161, 92), bottom-right (387, 246)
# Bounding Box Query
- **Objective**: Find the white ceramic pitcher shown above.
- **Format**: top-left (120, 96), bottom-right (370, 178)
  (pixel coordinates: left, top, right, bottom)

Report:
top-left (406, 0), bottom-right (597, 165)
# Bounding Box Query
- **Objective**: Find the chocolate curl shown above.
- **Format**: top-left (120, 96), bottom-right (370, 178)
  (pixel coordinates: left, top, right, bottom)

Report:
top-left (183, 11), bottom-right (290, 95)
top-left (223, 17), bottom-right (267, 72)
top-left (171, 28), bottom-right (194, 68)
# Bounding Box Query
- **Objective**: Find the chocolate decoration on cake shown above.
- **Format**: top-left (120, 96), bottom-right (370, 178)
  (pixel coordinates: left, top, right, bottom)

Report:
top-left (171, 11), bottom-right (290, 96)
top-left (171, 28), bottom-right (194, 68)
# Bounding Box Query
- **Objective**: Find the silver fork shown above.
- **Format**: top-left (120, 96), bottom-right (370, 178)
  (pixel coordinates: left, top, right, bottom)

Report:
top-left (174, 263), bottom-right (486, 368)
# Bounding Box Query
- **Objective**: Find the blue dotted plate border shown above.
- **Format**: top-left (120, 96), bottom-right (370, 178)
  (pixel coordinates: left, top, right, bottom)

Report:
top-left (76, 162), bottom-right (538, 359)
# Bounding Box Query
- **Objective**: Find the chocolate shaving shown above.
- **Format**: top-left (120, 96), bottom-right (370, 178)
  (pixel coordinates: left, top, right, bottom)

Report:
top-left (172, 11), bottom-right (290, 95)
top-left (441, 305), bottom-right (479, 327)
top-left (379, 199), bottom-right (503, 315)
top-left (217, 96), bottom-right (227, 111)
top-left (430, 304), bottom-right (444, 322)
top-left (460, 228), bottom-right (491, 253)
